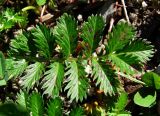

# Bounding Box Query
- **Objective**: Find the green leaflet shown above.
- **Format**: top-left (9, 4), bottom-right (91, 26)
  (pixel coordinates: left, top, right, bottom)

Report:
top-left (10, 24), bottom-right (54, 58)
top-left (42, 62), bottom-right (64, 97)
top-left (36, 0), bottom-right (46, 6)
top-left (20, 62), bottom-right (44, 91)
top-left (0, 52), bottom-right (6, 80)
top-left (114, 54), bottom-right (140, 65)
top-left (142, 72), bottom-right (160, 90)
top-left (29, 93), bottom-right (44, 116)
top-left (70, 107), bottom-right (85, 116)
top-left (6, 59), bottom-right (27, 80)
top-left (81, 15), bottom-right (105, 57)
top-left (108, 92), bottom-right (130, 115)
top-left (0, 102), bottom-right (29, 116)
top-left (64, 60), bottom-right (89, 102)
top-left (47, 98), bottom-right (63, 116)
top-left (32, 25), bottom-right (54, 59)
top-left (10, 32), bottom-right (30, 55)
top-left (0, 52), bottom-right (7, 86)
top-left (118, 39), bottom-right (154, 64)
top-left (107, 23), bottom-right (134, 54)
top-left (92, 58), bottom-right (115, 96)
top-left (53, 13), bottom-right (78, 58)
top-left (16, 90), bottom-right (28, 111)
top-left (115, 92), bottom-right (128, 111)
top-left (108, 53), bottom-right (137, 76)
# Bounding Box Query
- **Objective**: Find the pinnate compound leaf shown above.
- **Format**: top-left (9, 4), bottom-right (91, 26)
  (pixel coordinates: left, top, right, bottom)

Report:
top-left (107, 23), bottom-right (134, 53)
top-left (81, 15), bottom-right (105, 57)
top-left (29, 93), bottom-right (44, 116)
top-left (6, 59), bottom-right (27, 80)
top-left (70, 107), bottom-right (85, 116)
top-left (42, 62), bottom-right (64, 97)
top-left (64, 60), bottom-right (89, 102)
top-left (32, 25), bottom-right (54, 58)
top-left (53, 13), bottom-right (78, 58)
top-left (16, 90), bottom-right (28, 110)
top-left (47, 98), bottom-right (62, 116)
top-left (20, 62), bottom-right (44, 91)
top-left (92, 58), bottom-right (114, 96)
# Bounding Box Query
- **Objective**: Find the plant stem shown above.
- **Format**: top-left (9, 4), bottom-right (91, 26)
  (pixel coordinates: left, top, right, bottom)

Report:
top-left (22, 6), bottom-right (36, 12)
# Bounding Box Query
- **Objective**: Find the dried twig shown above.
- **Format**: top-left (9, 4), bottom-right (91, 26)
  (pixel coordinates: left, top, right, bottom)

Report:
top-left (39, 5), bottom-right (53, 22)
top-left (40, 5), bottom-right (46, 17)
top-left (121, 0), bottom-right (130, 24)
top-left (108, 18), bottom-right (115, 32)
top-left (40, 13), bottom-right (53, 22)
top-left (107, 1), bottom-right (118, 32)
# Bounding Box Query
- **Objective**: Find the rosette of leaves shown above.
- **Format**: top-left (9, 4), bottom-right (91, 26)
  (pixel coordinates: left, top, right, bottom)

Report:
top-left (4, 13), bottom-right (154, 106)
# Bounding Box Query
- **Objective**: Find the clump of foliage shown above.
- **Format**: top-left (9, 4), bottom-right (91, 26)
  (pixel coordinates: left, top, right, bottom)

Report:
top-left (0, 13), bottom-right (154, 115)
top-left (0, 8), bottom-right (27, 31)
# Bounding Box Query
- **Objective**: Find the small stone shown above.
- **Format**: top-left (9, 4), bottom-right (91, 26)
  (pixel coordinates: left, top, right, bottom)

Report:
top-left (27, 26), bottom-right (34, 31)
top-left (92, 52), bottom-right (97, 57)
top-left (142, 1), bottom-right (148, 8)
top-left (77, 14), bottom-right (83, 22)
top-left (129, 13), bottom-right (137, 21)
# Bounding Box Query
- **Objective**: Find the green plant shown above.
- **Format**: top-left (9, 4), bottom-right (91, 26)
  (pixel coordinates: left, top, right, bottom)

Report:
top-left (0, 51), bottom-right (7, 86)
top-left (134, 72), bottom-right (160, 107)
top-left (0, 90), bottom-right (86, 116)
top-left (107, 92), bottom-right (131, 116)
top-left (0, 13), bottom-right (154, 114)
top-left (0, 8), bottom-right (27, 31)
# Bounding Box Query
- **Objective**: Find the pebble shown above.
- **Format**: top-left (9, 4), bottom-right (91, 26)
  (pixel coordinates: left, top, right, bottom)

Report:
top-left (77, 14), bottom-right (83, 22)
top-left (129, 13), bottom-right (137, 21)
top-left (142, 1), bottom-right (148, 8)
